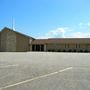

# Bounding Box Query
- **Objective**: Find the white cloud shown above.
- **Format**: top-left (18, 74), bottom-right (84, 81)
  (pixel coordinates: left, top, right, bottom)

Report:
top-left (37, 22), bottom-right (90, 39)
top-left (67, 32), bottom-right (90, 38)
top-left (46, 28), bottom-right (66, 38)
top-left (37, 27), bottom-right (71, 39)
top-left (37, 28), bottom-right (90, 39)
top-left (87, 23), bottom-right (90, 26)
top-left (78, 22), bottom-right (90, 28)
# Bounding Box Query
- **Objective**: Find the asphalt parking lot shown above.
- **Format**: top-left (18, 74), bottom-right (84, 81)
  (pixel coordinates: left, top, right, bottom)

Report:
top-left (0, 52), bottom-right (90, 90)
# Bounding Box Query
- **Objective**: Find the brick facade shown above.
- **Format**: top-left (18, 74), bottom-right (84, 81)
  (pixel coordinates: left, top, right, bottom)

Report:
top-left (0, 27), bottom-right (34, 52)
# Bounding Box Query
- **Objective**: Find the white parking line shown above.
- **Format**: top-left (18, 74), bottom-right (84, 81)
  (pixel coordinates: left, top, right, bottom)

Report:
top-left (0, 64), bottom-right (19, 68)
top-left (0, 67), bottom-right (72, 90)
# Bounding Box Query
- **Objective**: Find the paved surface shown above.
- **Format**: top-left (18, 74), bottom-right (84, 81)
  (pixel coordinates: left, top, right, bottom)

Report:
top-left (0, 52), bottom-right (90, 90)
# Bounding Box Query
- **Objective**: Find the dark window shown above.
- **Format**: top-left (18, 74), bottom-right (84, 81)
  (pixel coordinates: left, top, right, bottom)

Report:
top-left (36, 45), bottom-right (40, 51)
top-left (41, 45), bottom-right (44, 51)
top-left (32, 45), bottom-right (35, 51)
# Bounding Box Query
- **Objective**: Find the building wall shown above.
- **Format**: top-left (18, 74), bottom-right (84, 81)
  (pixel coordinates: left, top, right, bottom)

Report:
top-left (0, 27), bottom-right (35, 52)
top-left (0, 28), bottom-right (16, 52)
top-left (6, 30), bottom-right (16, 52)
top-left (46, 43), bottom-right (68, 51)
top-left (29, 39), bottom-right (35, 51)
top-left (46, 43), bottom-right (90, 52)
top-left (16, 33), bottom-right (30, 52)
top-left (0, 29), bottom-right (7, 51)
top-left (84, 44), bottom-right (89, 50)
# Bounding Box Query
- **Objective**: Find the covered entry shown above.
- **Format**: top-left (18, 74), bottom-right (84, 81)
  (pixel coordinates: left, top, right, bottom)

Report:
top-left (32, 44), bottom-right (44, 51)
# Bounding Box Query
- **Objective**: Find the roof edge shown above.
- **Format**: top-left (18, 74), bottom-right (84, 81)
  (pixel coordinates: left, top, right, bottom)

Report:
top-left (1, 27), bottom-right (35, 39)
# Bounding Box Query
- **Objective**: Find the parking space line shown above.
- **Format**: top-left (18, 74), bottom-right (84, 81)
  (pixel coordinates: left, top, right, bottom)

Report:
top-left (0, 67), bottom-right (72, 90)
top-left (0, 64), bottom-right (19, 68)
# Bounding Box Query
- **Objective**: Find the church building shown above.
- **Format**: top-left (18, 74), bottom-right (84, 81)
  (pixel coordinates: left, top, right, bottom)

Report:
top-left (0, 27), bottom-right (90, 52)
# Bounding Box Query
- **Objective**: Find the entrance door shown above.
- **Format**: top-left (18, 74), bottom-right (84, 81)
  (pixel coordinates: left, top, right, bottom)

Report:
top-left (32, 44), bottom-right (44, 51)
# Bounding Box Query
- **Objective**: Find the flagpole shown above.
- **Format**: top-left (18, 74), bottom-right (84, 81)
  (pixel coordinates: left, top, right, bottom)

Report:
top-left (12, 18), bottom-right (15, 31)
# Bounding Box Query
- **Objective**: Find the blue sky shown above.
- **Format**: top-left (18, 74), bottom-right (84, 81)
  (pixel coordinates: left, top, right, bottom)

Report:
top-left (0, 0), bottom-right (90, 38)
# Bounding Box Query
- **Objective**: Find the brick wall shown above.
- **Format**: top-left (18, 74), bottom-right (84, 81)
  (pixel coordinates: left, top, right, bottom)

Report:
top-left (6, 30), bottom-right (16, 51)
top-left (0, 29), bottom-right (7, 51)
top-left (16, 33), bottom-right (29, 52)
top-left (0, 29), bottom-right (16, 52)
top-left (46, 43), bottom-right (89, 52)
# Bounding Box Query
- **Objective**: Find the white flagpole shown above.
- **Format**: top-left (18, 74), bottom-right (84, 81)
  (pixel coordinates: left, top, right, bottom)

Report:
top-left (12, 18), bottom-right (15, 31)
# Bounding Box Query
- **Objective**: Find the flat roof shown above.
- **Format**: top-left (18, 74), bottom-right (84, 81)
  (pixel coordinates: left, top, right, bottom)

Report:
top-left (32, 38), bottom-right (90, 44)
